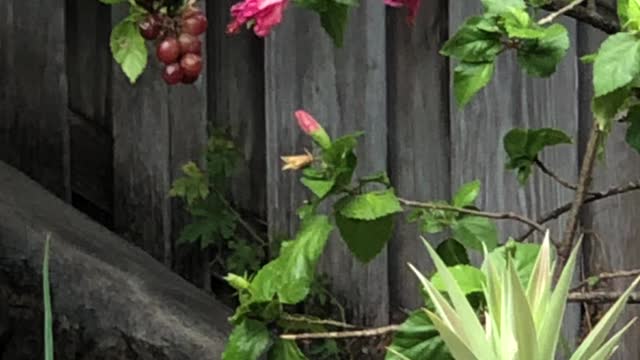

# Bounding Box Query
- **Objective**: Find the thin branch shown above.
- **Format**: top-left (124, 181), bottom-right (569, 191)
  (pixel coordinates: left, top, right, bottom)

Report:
top-left (535, 159), bottom-right (579, 191)
top-left (399, 198), bottom-right (546, 234)
top-left (517, 180), bottom-right (640, 241)
top-left (571, 269), bottom-right (640, 292)
top-left (280, 314), bottom-right (356, 329)
top-left (538, 0), bottom-right (586, 25)
top-left (214, 189), bottom-right (268, 246)
top-left (568, 291), bottom-right (640, 304)
top-left (559, 124), bottom-right (600, 268)
top-left (542, 1), bottom-right (620, 34)
top-left (280, 325), bottom-right (400, 340)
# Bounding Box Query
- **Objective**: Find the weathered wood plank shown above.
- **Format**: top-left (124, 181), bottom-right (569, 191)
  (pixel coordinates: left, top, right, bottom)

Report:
top-left (448, 3), bottom-right (581, 346)
top-left (265, 2), bottom-right (389, 332)
top-left (66, 0), bottom-right (112, 131)
top-left (386, 0), bottom-right (450, 318)
top-left (209, 0), bottom-right (266, 219)
top-left (0, 0), bottom-right (70, 200)
top-left (111, 8), bottom-right (172, 264)
top-left (579, 21), bottom-right (640, 359)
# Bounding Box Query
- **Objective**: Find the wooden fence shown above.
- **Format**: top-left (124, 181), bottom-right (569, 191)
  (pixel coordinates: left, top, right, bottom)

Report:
top-left (2, 0), bottom-right (640, 357)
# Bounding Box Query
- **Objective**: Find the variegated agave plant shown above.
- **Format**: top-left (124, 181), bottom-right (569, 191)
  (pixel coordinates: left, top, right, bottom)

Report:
top-left (409, 232), bottom-right (640, 360)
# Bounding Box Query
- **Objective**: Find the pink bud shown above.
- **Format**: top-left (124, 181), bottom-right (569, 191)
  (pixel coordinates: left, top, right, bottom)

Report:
top-left (295, 110), bottom-right (321, 135)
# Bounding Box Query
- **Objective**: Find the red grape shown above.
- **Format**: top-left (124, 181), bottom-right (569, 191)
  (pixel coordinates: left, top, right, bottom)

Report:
top-left (162, 63), bottom-right (183, 85)
top-left (180, 53), bottom-right (202, 77)
top-left (178, 33), bottom-right (202, 55)
top-left (181, 74), bottom-right (199, 84)
top-left (139, 15), bottom-right (161, 40)
top-left (182, 13), bottom-right (208, 36)
top-left (156, 37), bottom-right (180, 64)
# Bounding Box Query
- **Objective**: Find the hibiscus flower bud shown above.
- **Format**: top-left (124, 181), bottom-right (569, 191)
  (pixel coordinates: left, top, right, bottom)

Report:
top-left (294, 110), bottom-right (332, 149)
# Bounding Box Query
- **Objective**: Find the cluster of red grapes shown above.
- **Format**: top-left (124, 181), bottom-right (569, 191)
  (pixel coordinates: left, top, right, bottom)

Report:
top-left (138, 6), bottom-right (208, 85)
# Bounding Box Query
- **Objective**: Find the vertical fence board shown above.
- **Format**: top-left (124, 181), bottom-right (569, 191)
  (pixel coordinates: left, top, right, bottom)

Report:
top-left (0, 0), bottom-right (69, 199)
top-left (66, 0), bottom-right (113, 222)
top-left (449, 3), bottom-right (581, 346)
top-left (111, 8), bottom-right (172, 264)
top-left (265, 2), bottom-right (389, 331)
top-left (386, 1), bottom-right (450, 317)
top-left (209, 1), bottom-right (266, 220)
top-left (580, 22), bottom-right (640, 359)
top-left (170, 1), bottom-right (209, 288)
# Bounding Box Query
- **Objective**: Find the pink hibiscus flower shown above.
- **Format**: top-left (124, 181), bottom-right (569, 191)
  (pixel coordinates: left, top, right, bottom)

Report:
top-left (226, 0), bottom-right (289, 37)
top-left (384, 0), bottom-right (421, 24)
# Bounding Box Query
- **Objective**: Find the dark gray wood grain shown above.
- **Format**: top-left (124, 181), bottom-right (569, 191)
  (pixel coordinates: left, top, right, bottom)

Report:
top-left (209, 0), bottom-right (266, 219)
top-left (111, 7), bottom-right (172, 264)
top-left (579, 20), bottom-right (640, 359)
top-left (0, 0), bottom-right (70, 200)
top-left (265, 2), bottom-right (389, 331)
top-left (386, 0), bottom-right (450, 317)
top-left (449, 3), bottom-right (582, 348)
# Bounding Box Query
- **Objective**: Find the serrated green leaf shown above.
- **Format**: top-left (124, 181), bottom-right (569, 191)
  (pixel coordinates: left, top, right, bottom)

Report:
top-left (453, 180), bottom-right (481, 208)
top-left (453, 61), bottom-right (495, 106)
top-left (301, 176), bottom-right (335, 198)
top-left (452, 216), bottom-right (498, 251)
top-left (250, 215), bottom-right (333, 304)
top-left (110, 16), bottom-right (147, 84)
top-left (618, 0), bottom-right (640, 30)
top-left (593, 32), bottom-right (640, 97)
top-left (592, 86), bottom-right (631, 130)
top-left (268, 340), bottom-right (308, 360)
top-left (385, 310), bottom-right (453, 360)
top-left (337, 189), bottom-right (403, 220)
top-left (441, 16), bottom-right (503, 62)
top-left (431, 265), bottom-right (486, 296)
top-left (318, 1), bottom-right (351, 48)
top-left (222, 319), bottom-right (272, 360)
top-left (335, 213), bottom-right (393, 263)
top-left (625, 105), bottom-right (640, 153)
top-left (481, 0), bottom-right (526, 14)
top-left (517, 24), bottom-right (569, 77)
top-left (436, 239), bottom-right (470, 266)
top-left (503, 8), bottom-right (545, 39)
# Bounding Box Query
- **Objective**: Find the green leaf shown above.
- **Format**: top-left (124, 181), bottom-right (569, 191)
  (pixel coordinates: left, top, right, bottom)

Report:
top-left (225, 273), bottom-right (251, 291)
top-left (503, 8), bottom-right (545, 39)
top-left (451, 215), bottom-right (498, 251)
top-left (481, 0), bottom-right (526, 14)
top-left (169, 162), bottom-right (209, 205)
top-left (319, 1), bottom-right (351, 48)
top-left (452, 180), bottom-right (480, 208)
top-left (222, 319), bottom-right (272, 360)
top-left (441, 16), bottom-right (503, 62)
top-left (593, 87), bottom-right (631, 131)
top-left (593, 32), bottom-right (640, 97)
top-left (517, 24), bottom-right (570, 77)
top-left (431, 265), bottom-right (486, 295)
top-left (43, 235), bottom-right (54, 360)
top-left (250, 215), bottom-right (333, 304)
top-left (625, 105), bottom-right (640, 153)
top-left (301, 176), bottom-right (336, 198)
top-left (503, 128), bottom-right (572, 183)
top-left (337, 189), bottom-right (403, 220)
top-left (435, 239), bottom-right (470, 266)
top-left (268, 340), bottom-right (309, 360)
top-left (335, 213), bottom-right (394, 263)
top-left (453, 61), bottom-right (495, 106)
top-left (618, 0), bottom-right (640, 30)
top-left (110, 16), bottom-right (147, 84)
top-left (487, 240), bottom-right (542, 288)
top-left (385, 310), bottom-right (452, 360)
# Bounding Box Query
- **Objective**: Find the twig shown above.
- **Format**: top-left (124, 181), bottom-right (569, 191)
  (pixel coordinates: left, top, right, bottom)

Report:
top-left (538, 0), bottom-right (585, 25)
top-left (558, 124), bottom-right (600, 268)
top-left (535, 159), bottom-right (579, 191)
top-left (214, 189), bottom-right (267, 246)
top-left (280, 314), bottom-right (356, 329)
top-left (542, 1), bottom-right (620, 34)
top-left (571, 269), bottom-right (640, 292)
top-left (517, 180), bottom-right (640, 241)
top-left (568, 291), bottom-right (640, 304)
top-left (399, 198), bottom-right (546, 234)
top-left (280, 325), bottom-right (400, 340)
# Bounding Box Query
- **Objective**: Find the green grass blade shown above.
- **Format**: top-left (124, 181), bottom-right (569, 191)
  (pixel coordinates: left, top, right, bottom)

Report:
top-left (43, 234), bottom-right (54, 360)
